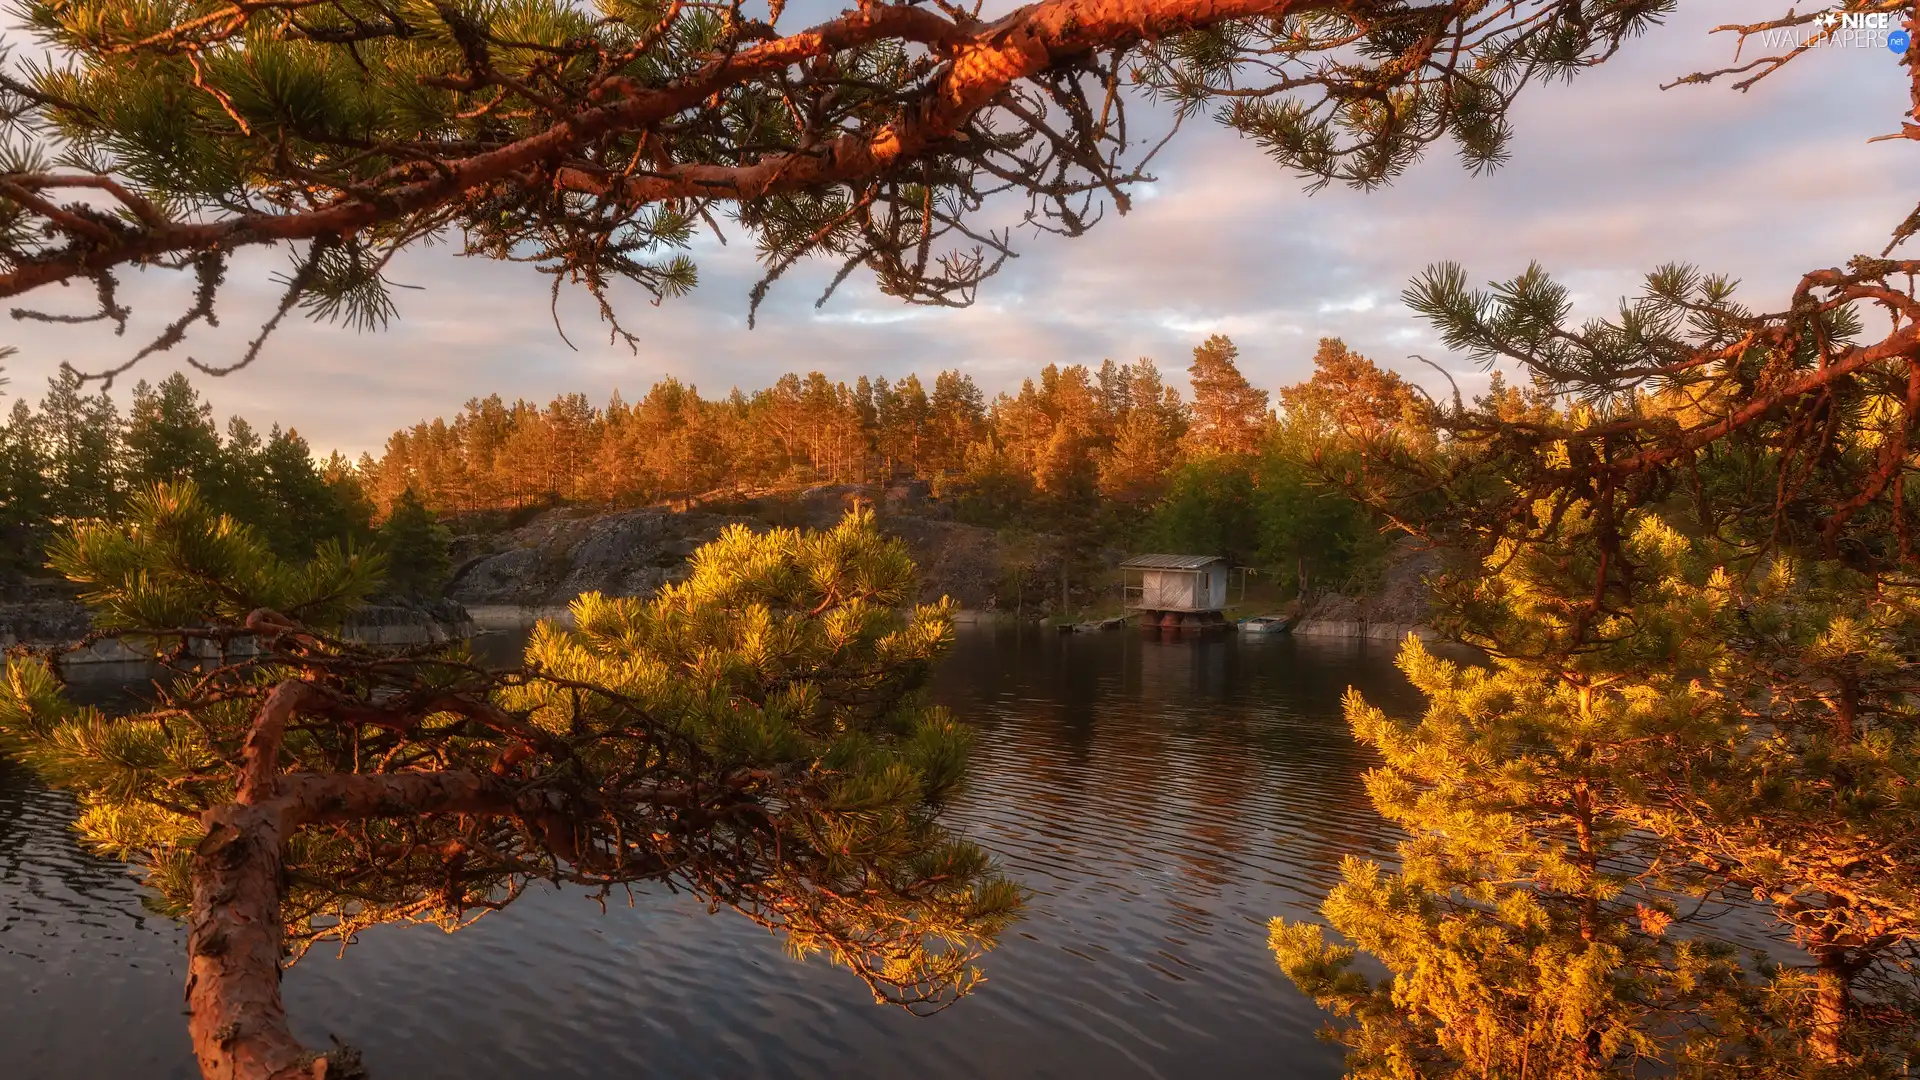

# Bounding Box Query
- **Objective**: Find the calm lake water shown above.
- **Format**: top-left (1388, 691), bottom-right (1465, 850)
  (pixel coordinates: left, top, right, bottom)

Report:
top-left (0, 627), bottom-right (1423, 1080)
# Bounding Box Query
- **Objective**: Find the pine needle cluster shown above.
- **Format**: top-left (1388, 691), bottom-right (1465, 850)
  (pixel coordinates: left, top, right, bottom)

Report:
top-left (1275, 251), bottom-right (1920, 1076)
top-left (0, 485), bottom-right (1018, 1076)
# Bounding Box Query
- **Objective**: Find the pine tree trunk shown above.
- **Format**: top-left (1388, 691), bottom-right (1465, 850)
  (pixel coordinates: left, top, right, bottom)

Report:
top-left (190, 679), bottom-right (519, 1079)
top-left (1833, 679), bottom-right (1859, 744)
top-left (1571, 771), bottom-right (1603, 1068)
top-left (1811, 950), bottom-right (1852, 1065)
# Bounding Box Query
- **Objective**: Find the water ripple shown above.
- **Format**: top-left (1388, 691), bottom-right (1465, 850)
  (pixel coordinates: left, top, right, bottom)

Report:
top-left (0, 630), bottom-right (1414, 1079)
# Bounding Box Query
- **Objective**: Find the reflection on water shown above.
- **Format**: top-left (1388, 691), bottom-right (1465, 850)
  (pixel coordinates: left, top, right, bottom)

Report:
top-left (0, 628), bottom-right (1420, 1080)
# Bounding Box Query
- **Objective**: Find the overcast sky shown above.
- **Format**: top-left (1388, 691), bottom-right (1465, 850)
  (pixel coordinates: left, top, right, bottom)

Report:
top-left (1, 1), bottom-right (1908, 457)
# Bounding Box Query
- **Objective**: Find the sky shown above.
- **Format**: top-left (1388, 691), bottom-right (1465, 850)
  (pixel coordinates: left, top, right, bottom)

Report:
top-left (1, 0), bottom-right (1910, 458)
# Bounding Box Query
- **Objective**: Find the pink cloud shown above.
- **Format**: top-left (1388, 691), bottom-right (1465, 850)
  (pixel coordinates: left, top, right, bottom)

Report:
top-left (2, 0), bottom-right (1905, 454)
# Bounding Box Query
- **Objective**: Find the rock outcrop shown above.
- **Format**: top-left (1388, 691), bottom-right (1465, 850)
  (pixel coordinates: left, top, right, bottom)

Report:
top-left (447, 486), bottom-right (1029, 614)
top-left (450, 504), bottom-right (754, 609)
top-left (1290, 538), bottom-right (1443, 642)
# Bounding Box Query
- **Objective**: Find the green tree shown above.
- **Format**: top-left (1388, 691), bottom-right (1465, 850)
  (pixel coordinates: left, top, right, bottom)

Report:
top-left (125, 374), bottom-right (226, 498)
top-left (1391, 262), bottom-right (1920, 1069)
top-left (0, 491), bottom-right (1017, 1078)
top-left (1272, 511), bottom-right (1776, 1077)
top-left (260, 427), bottom-right (365, 557)
top-left (1250, 442), bottom-right (1382, 597)
top-left (1147, 455), bottom-right (1259, 564)
top-left (377, 488), bottom-right (453, 601)
top-left (0, 399), bottom-right (53, 572)
top-left (37, 367), bottom-right (122, 522)
top-left (218, 415), bottom-right (271, 526)
top-left (320, 450), bottom-right (378, 539)
top-left (1280, 250), bottom-right (1920, 1075)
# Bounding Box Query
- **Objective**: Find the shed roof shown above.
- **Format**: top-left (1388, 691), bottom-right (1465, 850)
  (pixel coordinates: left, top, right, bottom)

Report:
top-left (1120, 553), bottom-right (1228, 570)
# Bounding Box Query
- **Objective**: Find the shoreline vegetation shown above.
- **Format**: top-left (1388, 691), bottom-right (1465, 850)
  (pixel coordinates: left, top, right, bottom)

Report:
top-left (3, 336), bottom-right (1437, 658)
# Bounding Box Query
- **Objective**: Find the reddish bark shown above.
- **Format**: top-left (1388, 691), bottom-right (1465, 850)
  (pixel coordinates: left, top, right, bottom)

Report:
top-left (0, 0), bottom-right (1330, 298)
top-left (1808, 942), bottom-right (1858, 1066)
top-left (185, 680), bottom-right (520, 1080)
top-left (1607, 319), bottom-right (1920, 478)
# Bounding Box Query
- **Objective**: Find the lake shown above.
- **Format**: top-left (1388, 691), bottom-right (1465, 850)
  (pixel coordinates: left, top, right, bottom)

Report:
top-left (0, 627), bottom-right (1422, 1080)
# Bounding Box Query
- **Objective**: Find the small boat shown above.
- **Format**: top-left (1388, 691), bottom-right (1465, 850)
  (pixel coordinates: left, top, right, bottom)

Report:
top-left (1238, 615), bottom-right (1292, 634)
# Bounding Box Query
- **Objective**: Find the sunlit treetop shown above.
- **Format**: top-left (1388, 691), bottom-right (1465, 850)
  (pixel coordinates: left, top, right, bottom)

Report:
top-left (0, 0), bottom-right (1714, 380)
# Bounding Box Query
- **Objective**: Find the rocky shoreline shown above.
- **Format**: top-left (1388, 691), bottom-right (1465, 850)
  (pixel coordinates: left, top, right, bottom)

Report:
top-left (5, 485), bottom-right (1440, 660)
top-left (2, 590), bottom-right (478, 665)
top-left (1290, 618), bottom-right (1438, 642)
top-left (463, 602), bottom-right (1022, 633)
top-left (1287, 538), bottom-right (1440, 642)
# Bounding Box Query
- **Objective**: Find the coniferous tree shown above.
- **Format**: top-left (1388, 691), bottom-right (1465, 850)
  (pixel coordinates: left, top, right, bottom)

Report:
top-left (0, 491), bottom-right (1018, 1078)
top-left (1098, 405), bottom-right (1181, 508)
top-left (635, 378), bottom-right (720, 505)
top-left (37, 368), bottom-right (122, 522)
top-left (1272, 511), bottom-right (1768, 1076)
top-left (543, 392), bottom-right (601, 502)
top-left (879, 374), bottom-right (933, 478)
top-left (955, 441), bottom-right (1035, 526)
top-left (377, 488), bottom-right (453, 601)
top-left (328, 353), bottom-right (1413, 608)
top-left (0, 0), bottom-right (1692, 374)
top-left (0, 399), bottom-right (52, 573)
top-left (1278, 339), bottom-right (1426, 449)
top-left (928, 371), bottom-right (989, 482)
top-left (1184, 335), bottom-right (1270, 458)
top-left (320, 451), bottom-right (378, 539)
top-left (125, 374), bottom-right (227, 498)
top-left (1278, 254), bottom-right (1920, 1074)
top-left (1096, 358), bottom-right (1187, 510)
top-left (260, 428), bottom-right (367, 557)
top-left (855, 375), bottom-right (885, 470)
top-left (218, 416), bottom-right (272, 526)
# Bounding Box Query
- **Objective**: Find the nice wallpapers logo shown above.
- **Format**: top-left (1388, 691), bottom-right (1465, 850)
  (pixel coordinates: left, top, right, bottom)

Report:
top-left (1756, 9), bottom-right (1911, 53)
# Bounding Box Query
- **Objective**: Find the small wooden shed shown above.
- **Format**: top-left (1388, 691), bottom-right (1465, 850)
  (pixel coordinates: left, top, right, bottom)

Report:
top-left (1121, 554), bottom-right (1231, 613)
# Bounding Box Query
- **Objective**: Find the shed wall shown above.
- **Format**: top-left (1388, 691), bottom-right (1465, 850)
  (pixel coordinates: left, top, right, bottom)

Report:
top-left (1207, 567), bottom-right (1228, 608)
top-left (1141, 569), bottom-right (1197, 609)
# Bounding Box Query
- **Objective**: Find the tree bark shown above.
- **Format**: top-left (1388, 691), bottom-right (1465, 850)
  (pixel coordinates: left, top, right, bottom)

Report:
top-left (6, 0), bottom-right (1341, 298)
top-left (1810, 949), bottom-right (1853, 1065)
top-left (188, 768), bottom-right (521, 1079)
top-left (186, 680), bottom-right (520, 1080)
top-left (186, 800), bottom-right (318, 1080)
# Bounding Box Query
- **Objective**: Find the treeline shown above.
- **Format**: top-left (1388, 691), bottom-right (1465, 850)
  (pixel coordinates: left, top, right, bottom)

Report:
top-left (0, 370), bottom-right (372, 569)
top-left (0, 371), bottom-right (457, 598)
top-left (361, 334), bottom-right (1431, 590)
top-left (0, 336), bottom-right (1432, 602)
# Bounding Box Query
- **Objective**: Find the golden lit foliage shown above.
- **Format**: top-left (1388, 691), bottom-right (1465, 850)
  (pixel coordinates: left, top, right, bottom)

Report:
top-left (0, 488), bottom-right (1019, 1076)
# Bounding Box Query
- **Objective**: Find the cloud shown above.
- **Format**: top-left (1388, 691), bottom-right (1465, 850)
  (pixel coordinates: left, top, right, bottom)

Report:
top-left (2, 0), bottom-right (1906, 455)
